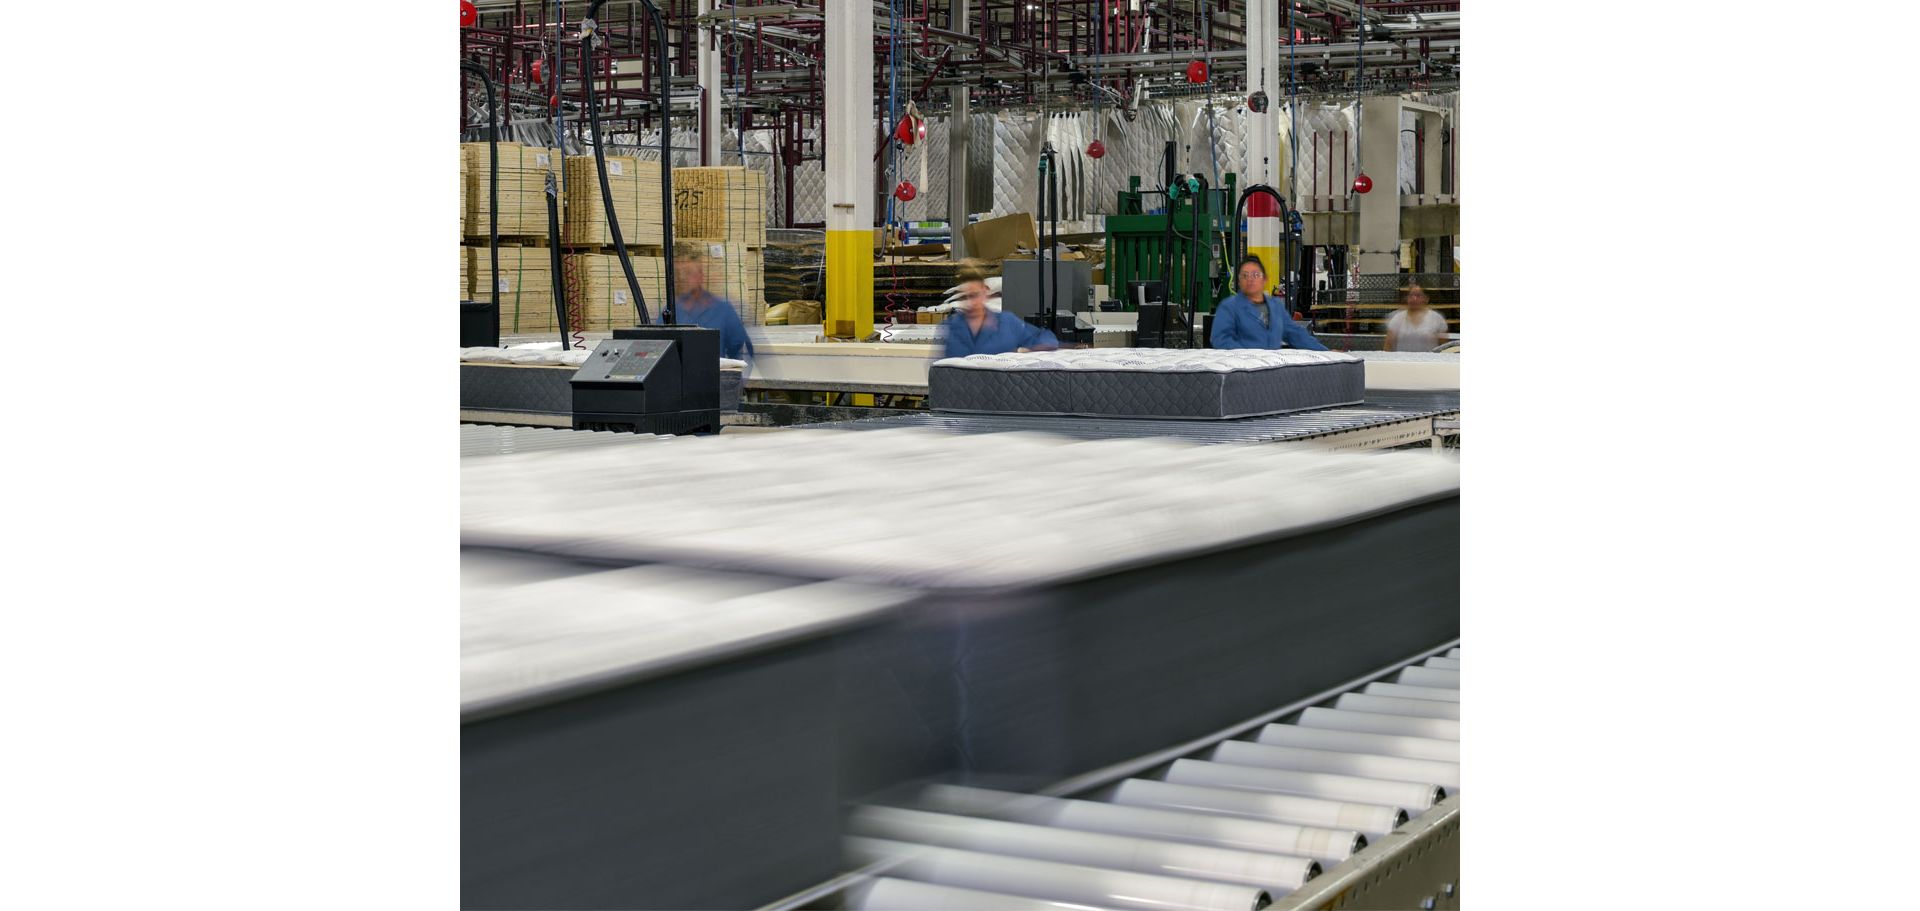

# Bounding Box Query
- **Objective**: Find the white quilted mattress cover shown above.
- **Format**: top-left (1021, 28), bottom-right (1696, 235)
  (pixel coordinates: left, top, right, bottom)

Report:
top-left (933, 347), bottom-right (1359, 373)
top-left (461, 428), bottom-right (1458, 592)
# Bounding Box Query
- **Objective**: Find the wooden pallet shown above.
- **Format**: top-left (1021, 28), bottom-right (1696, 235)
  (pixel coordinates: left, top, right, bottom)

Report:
top-left (463, 235), bottom-right (558, 248)
top-left (561, 242), bottom-right (666, 257)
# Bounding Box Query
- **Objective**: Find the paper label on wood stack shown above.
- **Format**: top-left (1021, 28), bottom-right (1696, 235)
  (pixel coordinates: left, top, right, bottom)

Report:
top-left (535, 153), bottom-right (551, 166)
top-left (609, 161), bottom-right (625, 177)
top-left (614, 290), bottom-right (628, 304)
top-left (499, 277), bottom-right (512, 292)
top-left (709, 243), bottom-right (726, 259)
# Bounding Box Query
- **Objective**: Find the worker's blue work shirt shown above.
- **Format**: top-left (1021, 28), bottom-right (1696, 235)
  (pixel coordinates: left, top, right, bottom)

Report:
top-left (1210, 293), bottom-right (1329, 351)
top-left (941, 311), bottom-right (1059, 358)
top-left (676, 292), bottom-right (755, 361)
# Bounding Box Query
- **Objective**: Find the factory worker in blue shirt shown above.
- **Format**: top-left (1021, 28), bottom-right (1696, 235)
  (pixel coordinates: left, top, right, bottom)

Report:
top-left (942, 264), bottom-right (1059, 357)
top-left (1210, 254), bottom-right (1329, 351)
top-left (672, 243), bottom-right (755, 362)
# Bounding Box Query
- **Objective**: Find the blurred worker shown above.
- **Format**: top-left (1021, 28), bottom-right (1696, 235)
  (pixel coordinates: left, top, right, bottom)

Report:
top-left (942, 264), bottom-right (1059, 357)
top-left (672, 243), bottom-right (754, 361)
top-left (1210, 255), bottom-right (1329, 351)
top-left (1383, 283), bottom-right (1449, 352)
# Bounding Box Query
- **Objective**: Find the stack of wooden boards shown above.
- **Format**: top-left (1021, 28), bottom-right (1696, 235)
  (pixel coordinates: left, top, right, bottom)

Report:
top-left (461, 149), bottom-right (769, 335)
top-left (460, 143), bottom-right (565, 334)
top-left (562, 156), bottom-right (663, 248)
top-left (466, 246), bottom-right (561, 335)
top-left (672, 167), bottom-right (768, 325)
top-left (460, 143), bottom-right (564, 238)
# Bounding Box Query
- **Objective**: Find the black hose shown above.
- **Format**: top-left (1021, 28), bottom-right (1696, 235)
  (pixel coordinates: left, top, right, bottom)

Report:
top-left (460, 62), bottom-right (499, 316)
top-left (1047, 151), bottom-right (1057, 330)
top-left (546, 172), bottom-right (571, 347)
top-left (1190, 174), bottom-right (1208, 348)
top-left (1158, 141), bottom-right (1175, 346)
top-left (1039, 144), bottom-right (1058, 332)
top-left (643, 1), bottom-right (677, 323)
top-left (584, 1), bottom-right (659, 325)
top-left (1229, 183), bottom-right (1301, 312)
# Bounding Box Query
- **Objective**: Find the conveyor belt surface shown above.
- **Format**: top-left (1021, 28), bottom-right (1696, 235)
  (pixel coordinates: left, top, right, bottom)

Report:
top-left (800, 392), bottom-right (1457, 445)
top-left (833, 647), bottom-right (1463, 911)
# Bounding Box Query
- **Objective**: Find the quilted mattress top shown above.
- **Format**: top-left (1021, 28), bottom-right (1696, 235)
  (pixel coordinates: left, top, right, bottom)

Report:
top-left (933, 348), bottom-right (1359, 373)
top-left (461, 427), bottom-right (1458, 593)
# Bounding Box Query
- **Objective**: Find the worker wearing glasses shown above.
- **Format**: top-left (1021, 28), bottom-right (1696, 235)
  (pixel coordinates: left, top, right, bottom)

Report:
top-left (1210, 255), bottom-right (1330, 351)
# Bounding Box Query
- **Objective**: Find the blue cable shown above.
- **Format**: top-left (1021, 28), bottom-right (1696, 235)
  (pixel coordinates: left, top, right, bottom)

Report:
top-left (884, 0), bottom-right (900, 229)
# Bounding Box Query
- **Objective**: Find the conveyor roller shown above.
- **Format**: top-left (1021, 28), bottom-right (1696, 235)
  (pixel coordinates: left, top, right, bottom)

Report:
top-left (1362, 681), bottom-right (1461, 702)
top-left (825, 645), bottom-right (1463, 911)
top-left (1294, 706), bottom-right (1459, 740)
top-left (1251, 724), bottom-right (1458, 763)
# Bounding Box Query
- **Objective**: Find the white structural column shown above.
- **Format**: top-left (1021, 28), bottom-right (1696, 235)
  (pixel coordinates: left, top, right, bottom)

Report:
top-left (947, 0), bottom-right (971, 259)
top-left (1355, 95), bottom-right (1403, 275)
top-left (824, 0), bottom-right (876, 339)
top-left (697, 0), bottom-right (722, 165)
top-left (1244, 0), bottom-right (1283, 296)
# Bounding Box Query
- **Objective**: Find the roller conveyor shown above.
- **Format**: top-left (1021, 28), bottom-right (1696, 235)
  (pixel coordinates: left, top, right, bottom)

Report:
top-left (825, 646), bottom-right (1462, 911)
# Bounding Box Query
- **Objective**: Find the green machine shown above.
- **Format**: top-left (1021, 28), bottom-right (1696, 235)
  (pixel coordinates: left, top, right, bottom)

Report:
top-left (1104, 168), bottom-right (1238, 347)
top-left (1103, 141), bottom-right (1311, 347)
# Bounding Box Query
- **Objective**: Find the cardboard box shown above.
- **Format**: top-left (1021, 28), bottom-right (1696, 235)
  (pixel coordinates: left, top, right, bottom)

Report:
top-left (779, 300), bottom-right (823, 325)
top-left (960, 213), bottom-right (1038, 262)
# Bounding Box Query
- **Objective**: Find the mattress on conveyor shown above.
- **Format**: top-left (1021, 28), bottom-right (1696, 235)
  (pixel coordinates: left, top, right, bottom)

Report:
top-left (929, 348), bottom-right (1364, 419)
top-left (461, 431), bottom-right (1459, 909)
top-left (1352, 350), bottom-right (1461, 391)
top-left (462, 428), bottom-right (1456, 594)
top-left (460, 549), bottom-right (920, 911)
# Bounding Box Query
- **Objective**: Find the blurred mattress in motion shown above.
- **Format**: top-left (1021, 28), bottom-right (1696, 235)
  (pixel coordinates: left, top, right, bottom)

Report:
top-left (460, 430), bottom-right (1458, 909)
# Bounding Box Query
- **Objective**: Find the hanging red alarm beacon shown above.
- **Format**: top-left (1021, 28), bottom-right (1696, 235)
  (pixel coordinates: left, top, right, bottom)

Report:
top-left (530, 58), bottom-right (543, 84)
top-left (1353, 173), bottom-right (1373, 194)
top-left (460, 1), bottom-right (477, 28)
top-left (893, 180), bottom-right (918, 202)
top-left (895, 117), bottom-right (921, 145)
top-left (1186, 60), bottom-right (1209, 84)
top-left (1086, 139), bottom-right (1106, 159)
